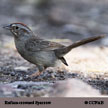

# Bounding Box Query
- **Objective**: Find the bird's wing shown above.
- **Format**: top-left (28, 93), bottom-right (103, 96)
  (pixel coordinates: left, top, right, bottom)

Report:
top-left (25, 37), bottom-right (65, 52)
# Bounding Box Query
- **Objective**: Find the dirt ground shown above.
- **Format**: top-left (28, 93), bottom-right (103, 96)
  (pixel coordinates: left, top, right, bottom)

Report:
top-left (0, 0), bottom-right (108, 97)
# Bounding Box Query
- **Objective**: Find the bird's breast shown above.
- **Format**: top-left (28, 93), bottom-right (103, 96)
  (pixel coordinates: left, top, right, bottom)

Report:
top-left (14, 39), bottom-right (33, 59)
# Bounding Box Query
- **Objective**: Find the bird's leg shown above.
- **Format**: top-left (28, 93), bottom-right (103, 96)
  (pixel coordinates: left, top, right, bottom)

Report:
top-left (30, 65), bottom-right (45, 77)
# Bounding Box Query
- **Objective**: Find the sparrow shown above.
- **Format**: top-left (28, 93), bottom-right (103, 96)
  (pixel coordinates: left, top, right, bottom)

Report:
top-left (3, 23), bottom-right (105, 77)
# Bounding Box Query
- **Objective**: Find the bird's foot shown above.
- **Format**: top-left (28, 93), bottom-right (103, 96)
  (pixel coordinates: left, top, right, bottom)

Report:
top-left (29, 71), bottom-right (43, 78)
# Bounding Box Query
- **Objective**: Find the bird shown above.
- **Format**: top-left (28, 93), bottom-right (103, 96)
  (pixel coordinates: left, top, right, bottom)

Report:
top-left (3, 22), bottom-right (105, 77)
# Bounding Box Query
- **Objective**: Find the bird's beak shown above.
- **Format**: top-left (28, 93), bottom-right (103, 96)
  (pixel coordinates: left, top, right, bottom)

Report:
top-left (3, 24), bottom-right (11, 30)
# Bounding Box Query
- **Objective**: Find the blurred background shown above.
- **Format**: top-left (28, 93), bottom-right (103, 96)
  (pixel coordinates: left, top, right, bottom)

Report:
top-left (1, 0), bottom-right (108, 42)
top-left (1, 0), bottom-right (108, 97)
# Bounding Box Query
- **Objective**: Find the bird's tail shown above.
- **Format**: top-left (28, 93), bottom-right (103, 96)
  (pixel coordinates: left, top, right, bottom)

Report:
top-left (55, 35), bottom-right (105, 57)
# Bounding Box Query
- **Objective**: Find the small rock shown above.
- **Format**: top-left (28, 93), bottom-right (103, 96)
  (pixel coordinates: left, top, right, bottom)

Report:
top-left (14, 66), bottom-right (29, 72)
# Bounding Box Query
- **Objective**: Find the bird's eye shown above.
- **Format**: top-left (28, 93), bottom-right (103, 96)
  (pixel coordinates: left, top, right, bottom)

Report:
top-left (11, 25), bottom-right (19, 30)
top-left (15, 26), bottom-right (19, 30)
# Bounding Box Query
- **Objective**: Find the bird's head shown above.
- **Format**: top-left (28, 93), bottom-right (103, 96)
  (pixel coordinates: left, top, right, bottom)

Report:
top-left (3, 23), bottom-right (33, 39)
